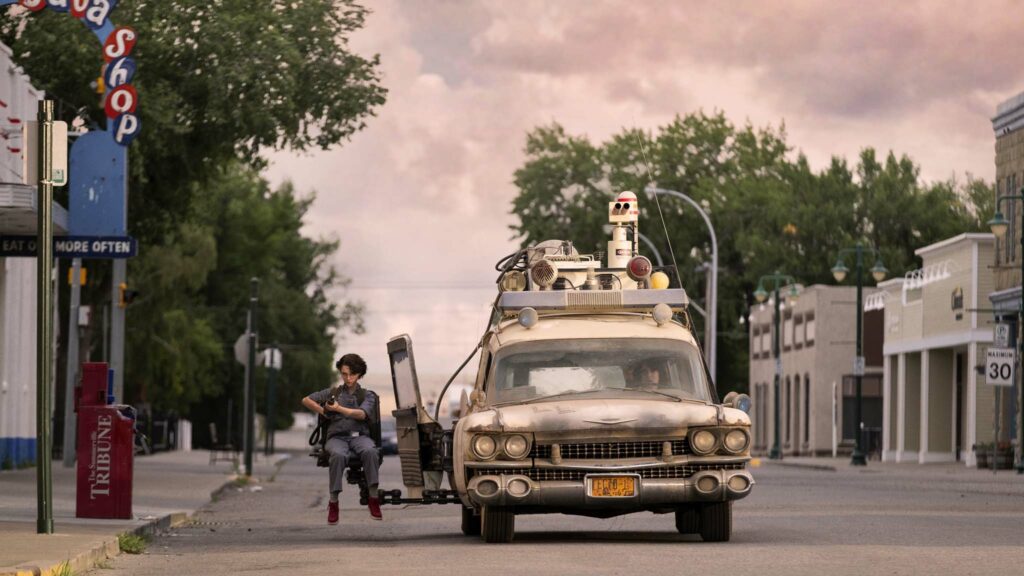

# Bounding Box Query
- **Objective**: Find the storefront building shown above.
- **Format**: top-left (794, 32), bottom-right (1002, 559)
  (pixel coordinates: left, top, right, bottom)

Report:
top-left (878, 234), bottom-right (996, 466)
top-left (749, 285), bottom-right (883, 457)
top-left (0, 42), bottom-right (65, 469)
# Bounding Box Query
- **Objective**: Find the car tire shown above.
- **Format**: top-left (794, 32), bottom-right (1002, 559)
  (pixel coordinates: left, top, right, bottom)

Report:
top-left (461, 506), bottom-right (481, 536)
top-left (699, 502), bottom-right (732, 542)
top-left (481, 506), bottom-right (514, 543)
top-left (674, 506), bottom-right (700, 534)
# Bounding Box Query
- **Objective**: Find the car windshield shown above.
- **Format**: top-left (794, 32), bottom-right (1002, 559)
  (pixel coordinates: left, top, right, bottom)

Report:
top-left (489, 338), bottom-right (711, 404)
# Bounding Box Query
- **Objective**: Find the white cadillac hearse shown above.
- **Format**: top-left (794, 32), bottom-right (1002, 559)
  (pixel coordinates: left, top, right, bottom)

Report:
top-left (385, 192), bottom-right (753, 543)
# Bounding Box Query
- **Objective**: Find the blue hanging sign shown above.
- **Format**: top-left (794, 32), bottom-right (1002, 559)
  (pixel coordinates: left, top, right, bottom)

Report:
top-left (69, 130), bottom-right (127, 236)
top-left (2, 0), bottom-right (139, 147)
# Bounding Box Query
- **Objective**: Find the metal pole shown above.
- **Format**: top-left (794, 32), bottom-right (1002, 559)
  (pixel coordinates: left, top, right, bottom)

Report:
top-left (264, 353), bottom-right (276, 456)
top-left (61, 258), bottom-right (82, 468)
top-left (994, 387), bottom-right (1000, 475)
top-left (704, 263), bottom-right (713, 358)
top-left (36, 100), bottom-right (54, 534)
top-left (110, 259), bottom-right (126, 402)
top-left (636, 232), bottom-right (664, 267)
top-left (770, 284), bottom-right (782, 460)
top-left (1017, 200), bottom-right (1024, 474)
top-left (244, 278), bottom-right (259, 476)
top-left (643, 188), bottom-right (718, 382)
top-left (852, 244), bottom-right (867, 466)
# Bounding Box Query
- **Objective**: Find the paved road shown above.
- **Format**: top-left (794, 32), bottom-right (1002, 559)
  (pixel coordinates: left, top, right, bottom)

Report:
top-left (94, 454), bottom-right (1024, 576)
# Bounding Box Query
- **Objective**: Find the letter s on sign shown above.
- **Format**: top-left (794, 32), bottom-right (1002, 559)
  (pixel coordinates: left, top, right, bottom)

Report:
top-left (103, 27), bottom-right (137, 62)
top-left (104, 85), bottom-right (137, 119)
top-left (18, 0), bottom-right (47, 12)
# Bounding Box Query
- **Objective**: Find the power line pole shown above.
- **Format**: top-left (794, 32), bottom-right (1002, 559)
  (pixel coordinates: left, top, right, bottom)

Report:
top-left (243, 278), bottom-right (259, 476)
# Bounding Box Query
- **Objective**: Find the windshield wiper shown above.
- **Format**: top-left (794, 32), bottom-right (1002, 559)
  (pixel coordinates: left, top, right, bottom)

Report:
top-left (493, 389), bottom-right (591, 406)
top-left (601, 387), bottom-right (682, 402)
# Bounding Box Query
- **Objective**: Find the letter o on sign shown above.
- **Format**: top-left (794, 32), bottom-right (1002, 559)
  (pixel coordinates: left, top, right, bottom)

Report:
top-left (19, 0), bottom-right (46, 12)
top-left (104, 84), bottom-right (137, 119)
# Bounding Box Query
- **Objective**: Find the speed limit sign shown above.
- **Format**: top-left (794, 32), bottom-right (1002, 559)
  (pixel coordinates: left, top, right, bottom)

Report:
top-left (986, 348), bottom-right (1015, 386)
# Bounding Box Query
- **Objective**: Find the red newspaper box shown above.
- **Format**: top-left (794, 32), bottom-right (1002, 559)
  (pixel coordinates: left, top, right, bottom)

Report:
top-left (76, 363), bottom-right (135, 519)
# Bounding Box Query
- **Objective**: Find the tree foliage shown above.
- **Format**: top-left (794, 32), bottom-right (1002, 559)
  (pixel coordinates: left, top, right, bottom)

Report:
top-left (1, 0), bottom-right (387, 241)
top-left (125, 163), bottom-right (364, 420)
top-left (0, 2), bottom-right (382, 431)
top-left (511, 112), bottom-right (994, 393)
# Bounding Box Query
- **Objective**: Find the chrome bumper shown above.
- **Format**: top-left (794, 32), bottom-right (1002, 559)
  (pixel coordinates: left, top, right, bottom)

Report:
top-left (465, 468), bottom-right (754, 508)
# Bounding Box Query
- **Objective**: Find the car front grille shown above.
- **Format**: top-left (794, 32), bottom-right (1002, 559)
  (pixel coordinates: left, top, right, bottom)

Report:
top-left (530, 439), bottom-right (690, 460)
top-left (467, 462), bottom-right (744, 482)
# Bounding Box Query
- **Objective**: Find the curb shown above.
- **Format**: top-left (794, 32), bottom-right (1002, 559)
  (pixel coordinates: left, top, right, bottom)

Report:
top-left (0, 481), bottom-right (231, 576)
top-left (769, 461), bottom-right (838, 472)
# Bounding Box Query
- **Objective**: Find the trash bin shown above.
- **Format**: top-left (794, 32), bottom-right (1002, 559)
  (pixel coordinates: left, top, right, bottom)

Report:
top-left (76, 362), bottom-right (135, 519)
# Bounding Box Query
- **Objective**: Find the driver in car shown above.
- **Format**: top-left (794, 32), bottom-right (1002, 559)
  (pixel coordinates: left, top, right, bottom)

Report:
top-left (627, 360), bottom-right (663, 390)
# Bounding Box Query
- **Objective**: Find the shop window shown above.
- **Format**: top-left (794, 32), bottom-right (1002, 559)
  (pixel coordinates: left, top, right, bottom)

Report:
top-left (783, 314), bottom-right (794, 350)
top-left (841, 374), bottom-right (883, 442)
top-left (784, 376), bottom-right (792, 443)
top-left (1008, 176), bottom-right (1017, 263)
top-left (803, 374), bottom-right (810, 443)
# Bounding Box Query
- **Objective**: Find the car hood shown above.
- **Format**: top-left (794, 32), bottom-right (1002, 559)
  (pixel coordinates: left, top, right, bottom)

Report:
top-left (460, 398), bottom-right (748, 438)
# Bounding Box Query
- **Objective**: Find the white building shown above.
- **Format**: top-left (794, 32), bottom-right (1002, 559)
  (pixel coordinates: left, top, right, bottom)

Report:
top-left (749, 285), bottom-right (884, 457)
top-left (879, 234), bottom-right (997, 466)
top-left (0, 42), bottom-right (66, 469)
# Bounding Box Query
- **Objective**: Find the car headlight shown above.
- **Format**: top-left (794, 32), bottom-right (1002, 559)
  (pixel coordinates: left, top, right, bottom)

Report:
top-left (472, 435), bottom-right (497, 460)
top-left (503, 434), bottom-right (529, 459)
top-left (723, 429), bottom-right (749, 454)
top-left (690, 429), bottom-right (718, 455)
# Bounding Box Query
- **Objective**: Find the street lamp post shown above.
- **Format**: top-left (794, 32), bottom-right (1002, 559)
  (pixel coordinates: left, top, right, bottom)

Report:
top-left (987, 189), bottom-right (1024, 474)
top-left (830, 243), bottom-right (888, 467)
top-left (754, 272), bottom-right (800, 460)
top-left (643, 187), bottom-right (718, 382)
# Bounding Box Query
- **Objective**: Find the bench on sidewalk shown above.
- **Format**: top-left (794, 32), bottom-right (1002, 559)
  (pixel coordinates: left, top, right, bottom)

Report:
top-left (208, 423), bottom-right (238, 466)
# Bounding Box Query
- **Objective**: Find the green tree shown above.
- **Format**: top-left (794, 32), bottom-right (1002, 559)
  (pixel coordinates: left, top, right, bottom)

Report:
top-left (1, 0), bottom-right (387, 241)
top-left (125, 163), bottom-right (363, 425)
top-left (0, 2), bottom-right (382, 434)
top-left (510, 113), bottom-right (993, 395)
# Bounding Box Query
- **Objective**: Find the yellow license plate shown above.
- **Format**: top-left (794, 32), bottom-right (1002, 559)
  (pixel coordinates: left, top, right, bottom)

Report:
top-left (589, 476), bottom-right (636, 497)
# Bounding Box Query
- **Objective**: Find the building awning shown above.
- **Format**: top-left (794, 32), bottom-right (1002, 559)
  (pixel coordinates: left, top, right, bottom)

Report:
top-left (989, 285), bottom-right (1021, 317)
top-left (0, 182), bottom-right (68, 235)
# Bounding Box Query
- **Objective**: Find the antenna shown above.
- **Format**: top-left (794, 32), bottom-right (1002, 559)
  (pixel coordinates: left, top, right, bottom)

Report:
top-left (633, 130), bottom-right (682, 289)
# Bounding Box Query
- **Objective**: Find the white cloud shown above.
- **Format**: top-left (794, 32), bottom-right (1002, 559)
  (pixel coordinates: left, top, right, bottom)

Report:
top-left (265, 0), bottom-right (1023, 394)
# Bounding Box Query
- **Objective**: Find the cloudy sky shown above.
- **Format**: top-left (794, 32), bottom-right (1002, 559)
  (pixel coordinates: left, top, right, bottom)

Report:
top-left (264, 0), bottom-right (1023, 395)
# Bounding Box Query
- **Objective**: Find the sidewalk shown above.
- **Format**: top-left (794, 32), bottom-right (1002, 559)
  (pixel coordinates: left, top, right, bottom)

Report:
top-left (756, 455), bottom-right (1024, 482)
top-left (0, 450), bottom-right (285, 576)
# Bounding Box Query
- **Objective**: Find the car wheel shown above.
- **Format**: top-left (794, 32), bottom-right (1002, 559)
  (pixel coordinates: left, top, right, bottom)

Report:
top-left (674, 506), bottom-right (700, 534)
top-left (461, 506), bottom-right (481, 536)
top-left (699, 502), bottom-right (732, 542)
top-left (481, 506), bottom-right (514, 543)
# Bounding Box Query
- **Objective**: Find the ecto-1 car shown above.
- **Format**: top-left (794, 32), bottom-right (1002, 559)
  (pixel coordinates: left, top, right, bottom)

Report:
top-left (383, 191), bottom-right (753, 543)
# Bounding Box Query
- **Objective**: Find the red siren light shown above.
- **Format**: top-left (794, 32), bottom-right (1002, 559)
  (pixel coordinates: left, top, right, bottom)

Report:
top-left (626, 256), bottom-right (652, 282)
